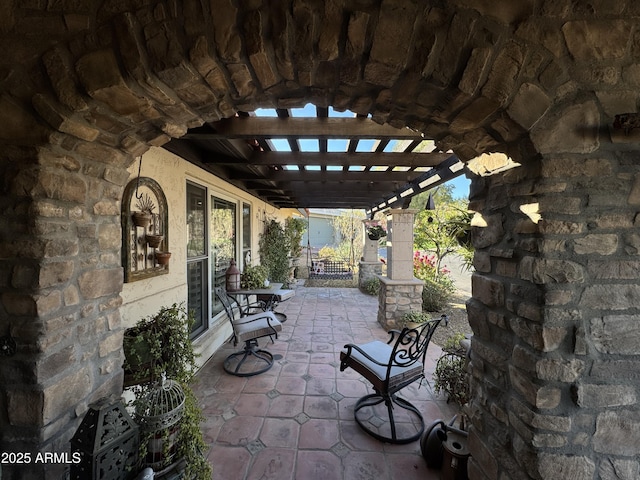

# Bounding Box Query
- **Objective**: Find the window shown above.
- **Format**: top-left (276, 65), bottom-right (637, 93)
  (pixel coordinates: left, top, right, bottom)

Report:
top-left (211, 197), bottom-right (237, 316)
top-left (186, 183), bottom-right (208, 337)
top-left (242, 203), bottom-right (251, 270)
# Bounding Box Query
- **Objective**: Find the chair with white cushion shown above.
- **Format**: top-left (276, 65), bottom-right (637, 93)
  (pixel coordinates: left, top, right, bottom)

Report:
top-left (340, 315), bottom-right (447, 444)
top-left (215, 287), bottom-right (282, 377)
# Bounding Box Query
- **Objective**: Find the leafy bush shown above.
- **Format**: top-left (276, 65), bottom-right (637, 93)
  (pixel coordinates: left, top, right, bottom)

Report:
top-left (422, 276), bottom-right (455, 312)
top-left (317, 245), bottom-right (339, 260)
top-left (361, 277), bottom-right (380, 296)
top-left (259, 219), bottom-right (291, 284)
top-left (241, 264), bottom-right (268, 289)
top-left (399, 310), bottom-right (432, 328)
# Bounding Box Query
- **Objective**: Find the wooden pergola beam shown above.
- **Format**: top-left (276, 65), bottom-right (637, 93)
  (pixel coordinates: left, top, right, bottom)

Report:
top-left (218, 151), bottom-right (451, 167)
top-left (187, 117), bottom-right (425, 140)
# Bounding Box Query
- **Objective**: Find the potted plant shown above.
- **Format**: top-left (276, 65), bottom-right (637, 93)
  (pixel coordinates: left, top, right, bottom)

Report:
top-left (155, 251), bottom-right (171, 266)
top-left (145, 234), bottom-right (164, 249)
top-left (367, 225), bottom-right (387, 241)
top-left (433, 332), bottom-right (470, 407)
top-left (124, 304), bottom-right (211, 479)
top-left (133, 193), bottom-right (155, 228)
top-left (241, 264), bottom-right (269, 290)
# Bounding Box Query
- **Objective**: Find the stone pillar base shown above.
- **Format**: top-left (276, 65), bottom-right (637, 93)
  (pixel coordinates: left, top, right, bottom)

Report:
top-left (377, 276), bottom-right (424, 330)
top-left (359, 261), bottom-right (382, 289)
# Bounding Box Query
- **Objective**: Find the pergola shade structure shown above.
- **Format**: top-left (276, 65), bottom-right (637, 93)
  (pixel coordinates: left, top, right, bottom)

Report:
top-left (164, 107), bottom-right (465, 212)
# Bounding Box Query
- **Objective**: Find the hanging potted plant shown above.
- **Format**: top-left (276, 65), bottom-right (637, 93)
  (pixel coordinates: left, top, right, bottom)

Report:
top-left (145, 234), bottom-right (164, 249)
top-left (367, 225), bottom-right (387, 241)
top-left (133, 194), bottom-right (155, 228)
top-left (155, 251), bottom-right (171, 266)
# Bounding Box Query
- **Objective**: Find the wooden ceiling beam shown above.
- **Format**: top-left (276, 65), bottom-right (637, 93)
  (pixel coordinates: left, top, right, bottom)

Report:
top-left (231, 170), bottom-right (423, 182)
top-left (190, 117), bottom-right (425, 140)
top-left (240, 151), bottom-right (451, 167)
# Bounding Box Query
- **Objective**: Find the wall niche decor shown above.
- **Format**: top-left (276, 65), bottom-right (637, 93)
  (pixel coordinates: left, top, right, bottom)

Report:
top-left (122, 177), bottom-right (169, 282)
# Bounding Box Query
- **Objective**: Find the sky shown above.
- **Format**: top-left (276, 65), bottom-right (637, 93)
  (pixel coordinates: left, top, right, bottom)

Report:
top-left (254, 104), bottom-right (471, 201)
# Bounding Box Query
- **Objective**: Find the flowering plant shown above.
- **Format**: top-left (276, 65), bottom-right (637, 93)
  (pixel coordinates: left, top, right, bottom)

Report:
top-left (413, 251), bottom-right (451, 280)
top-left (414, 251), bottom-right (455, 311)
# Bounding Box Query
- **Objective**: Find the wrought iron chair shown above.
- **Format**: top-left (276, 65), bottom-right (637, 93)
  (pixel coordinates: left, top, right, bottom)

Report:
top-left (215, 287), bottom-right (282, 377)
top-left (340, 314), bottom-right (448, 444)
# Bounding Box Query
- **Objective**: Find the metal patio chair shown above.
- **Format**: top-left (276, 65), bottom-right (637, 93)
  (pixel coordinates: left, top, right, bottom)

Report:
top-left (215, 287), bottom-right (282, 377)
top-left (340, 314), bottom-right (448, 444)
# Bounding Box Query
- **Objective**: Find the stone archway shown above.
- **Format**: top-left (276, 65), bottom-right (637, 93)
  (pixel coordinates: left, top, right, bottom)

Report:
top-left (2, 2), bottom-right (640, 479)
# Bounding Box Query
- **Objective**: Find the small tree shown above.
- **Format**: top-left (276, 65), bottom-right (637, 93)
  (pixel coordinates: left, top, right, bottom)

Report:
top-left (411, 185), bottom-right (472, 274)
top-left (331, 210), bottom-right (366, 266)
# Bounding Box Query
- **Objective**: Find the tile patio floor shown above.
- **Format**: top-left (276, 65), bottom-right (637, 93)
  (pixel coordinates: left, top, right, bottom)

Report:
top-left (191, 284), bottom-right (457, 480)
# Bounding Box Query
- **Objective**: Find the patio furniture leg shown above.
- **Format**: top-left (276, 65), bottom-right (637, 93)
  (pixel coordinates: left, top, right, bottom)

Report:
top-left (223, 340), bottom-right (275, 377)
top-left (353, 392), bottom-right (425, 444)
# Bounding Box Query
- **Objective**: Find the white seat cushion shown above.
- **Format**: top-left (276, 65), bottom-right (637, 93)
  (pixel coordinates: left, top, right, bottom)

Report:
top-left (341, 340), bottom-right (423, 390)
top-left (233, 311), bottom-right (282, 343)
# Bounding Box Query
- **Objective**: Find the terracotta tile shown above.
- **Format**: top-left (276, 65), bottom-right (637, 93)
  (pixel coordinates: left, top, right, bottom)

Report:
top-left (260, 417), bottom-right (300, 448)
top-left (295, 451), bottom-right (342, 480)
top-left (343, 451), bottom-right (390, 479)
top-left (242, 374), bottom-right (278, 393)
top-left (267, 395), bottom-right (304, 418)
top-left (234, 393), bottom-right (270, 416)
top-left (306, 377), bottom-right (336, 396)
top-left (336, 378), bottom-right (368, 398)
top-left (299, 418), bottom-right (340, 449)
top-left (308, 363), bottom-right (337, 378)
top-left (216, 415), bottom-right (263, 446)
top-left (246, 448), bottom-right (296, 480)
top-left (304, 396), bottom-right (339, 419)
top-left (207, 445), bottom-right (250, 480)
top-left (275, 376), bottom-right (307, 395)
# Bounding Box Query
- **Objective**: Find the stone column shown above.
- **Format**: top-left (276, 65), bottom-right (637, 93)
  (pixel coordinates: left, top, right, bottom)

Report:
top-left (465, 151), bottom-right (640, 480)
top-left (0, 143), bottom-right (129, 480)
top-left (377, 209), bottom-right (422, 328)
top-left (358, 220), bottom-right (382, 289)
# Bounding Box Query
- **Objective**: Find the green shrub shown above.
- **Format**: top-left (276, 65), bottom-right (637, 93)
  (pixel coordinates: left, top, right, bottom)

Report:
top-left (241, 264), bottom-right (268, 289)
top-left (433, 351), bottom-right (470, 407)
top-left (361, 276), bottom-right (380, 296)
top-left (422, 276), bottom-right (455, 312)
top-left (317, 245), bottom-right (339, 260)
top-left (399, 311), bottom-right (432, 328)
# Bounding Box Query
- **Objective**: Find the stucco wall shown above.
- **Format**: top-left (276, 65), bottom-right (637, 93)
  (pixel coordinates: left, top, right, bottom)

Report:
top-left (120, 146), bottom-right (293, 365)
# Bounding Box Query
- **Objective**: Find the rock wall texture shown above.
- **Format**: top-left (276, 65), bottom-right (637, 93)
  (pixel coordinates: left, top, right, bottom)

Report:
top-left (1, 1), bottom-right (640, 479)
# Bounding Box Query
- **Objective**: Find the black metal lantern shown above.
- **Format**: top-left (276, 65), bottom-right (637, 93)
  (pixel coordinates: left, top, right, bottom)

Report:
top-left (70, 396), bottom-right (139, 480)
top-left (226, 259), bottom-right (241, 291)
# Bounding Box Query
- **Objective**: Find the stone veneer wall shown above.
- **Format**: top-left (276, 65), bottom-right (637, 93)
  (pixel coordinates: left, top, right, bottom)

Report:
top-left (377, 277), bottom-right (423, 330)
top-left (358, 261), bottom-right (382, 289)
top-left (0, 143), bottom-right (133, 480)
top-left (466, 155), bottom-right (640, 479)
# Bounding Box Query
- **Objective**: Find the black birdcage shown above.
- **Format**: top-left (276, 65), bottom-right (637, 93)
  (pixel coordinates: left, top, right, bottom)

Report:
top-left (135, 375), bottom-right (185, 470)
top-left (70, 396), bottom-right (139, 480)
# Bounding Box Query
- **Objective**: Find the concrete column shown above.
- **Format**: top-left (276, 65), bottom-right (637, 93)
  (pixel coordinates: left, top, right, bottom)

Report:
top-left (359, 220), bottom-right (383, 289)
top-left (377, 209), bottom-right (422, 328)
top-left (386, 209), bottom-right (416, 280)
top-left (362, 219), bottom-right (379, 263)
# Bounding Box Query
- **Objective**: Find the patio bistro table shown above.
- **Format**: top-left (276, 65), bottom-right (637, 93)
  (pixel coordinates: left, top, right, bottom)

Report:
top-left (228, 283), bottom-right (294, 322)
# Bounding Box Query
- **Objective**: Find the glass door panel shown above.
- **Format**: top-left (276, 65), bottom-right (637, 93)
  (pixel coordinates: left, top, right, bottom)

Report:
top-left (211, 197), bottom-right (236, 315)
